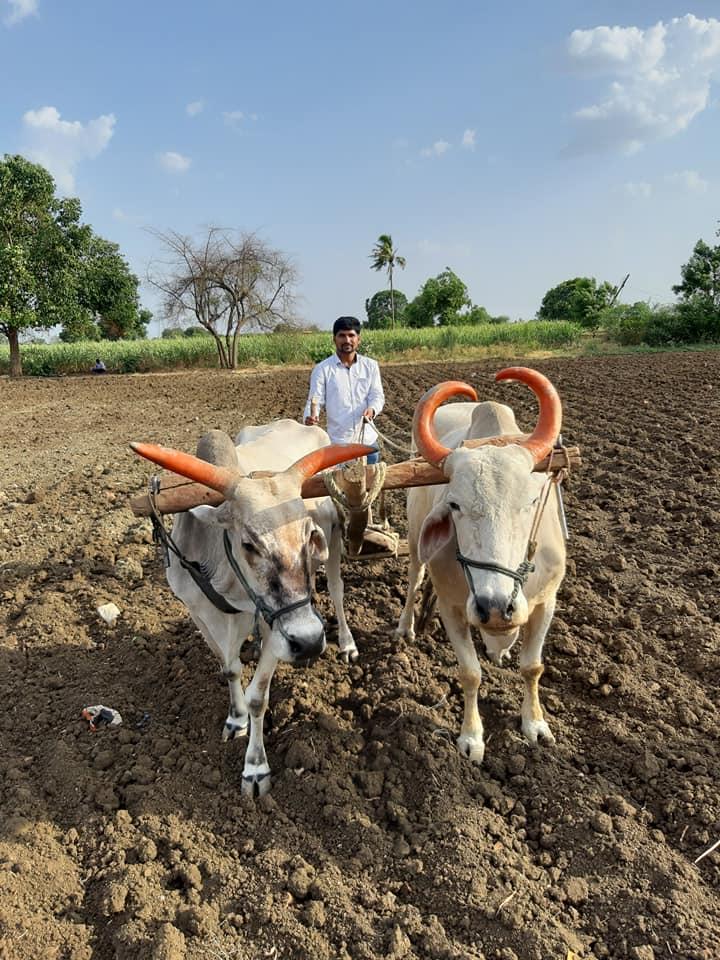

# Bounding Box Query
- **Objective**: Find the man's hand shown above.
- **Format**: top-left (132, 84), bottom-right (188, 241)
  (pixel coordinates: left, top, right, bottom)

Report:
top-left (304, 416), bottom-right (319, 426)
top-left (363, 408), bottom-right (375, 422)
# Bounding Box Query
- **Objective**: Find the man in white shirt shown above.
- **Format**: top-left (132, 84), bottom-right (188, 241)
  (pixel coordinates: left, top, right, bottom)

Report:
top-left (304, 316), bottom-right (385, 463)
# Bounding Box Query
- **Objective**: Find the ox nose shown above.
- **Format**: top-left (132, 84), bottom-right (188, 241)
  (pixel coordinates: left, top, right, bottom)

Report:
top-left (474, 596), bottom-right (492, 624)
top-left (474, 596), bottom-right (515, 624)
top-left (288, 632), bottom-right (325, 661)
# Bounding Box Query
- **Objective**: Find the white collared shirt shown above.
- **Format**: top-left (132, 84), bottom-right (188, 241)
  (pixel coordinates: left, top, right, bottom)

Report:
top-left (304, 352), bottom-right (385, 446)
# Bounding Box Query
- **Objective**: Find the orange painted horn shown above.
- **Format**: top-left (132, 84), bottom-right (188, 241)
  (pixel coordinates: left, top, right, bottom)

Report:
top-left (413, 381), bottom-right (478, 467)
top-left (288, 443), bottom-right (378, 481)
top-left (130, 442), bottom-right (241, 497)
top-left (495, 367), bottom-right (562, 464)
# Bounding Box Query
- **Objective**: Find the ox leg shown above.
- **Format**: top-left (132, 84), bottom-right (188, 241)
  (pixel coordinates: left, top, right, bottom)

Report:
top-left (327, 524), bottom-right (358, 663)
top-left (437, 597), bottom-right (485, 764)
top-left (396, 537), bottom-right (425, 640)
top-left (241, 639), bottom-right (278, 797)
top-left (519, 600), bottom-right (556, 747)
top-left (186, 608), bottom-right (251, 741)
top-left (222, 651), bottom-right (250, 742)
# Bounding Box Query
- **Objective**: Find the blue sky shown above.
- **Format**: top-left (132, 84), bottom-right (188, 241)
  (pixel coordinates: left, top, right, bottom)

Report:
top-left (2, 1), bottom-right (719, 335)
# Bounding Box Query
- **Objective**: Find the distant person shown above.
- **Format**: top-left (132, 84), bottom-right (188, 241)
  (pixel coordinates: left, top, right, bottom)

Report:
top-left (91, 358), bottom-right (107, 374)
top-left (303, 316), bottom-right (384, 463)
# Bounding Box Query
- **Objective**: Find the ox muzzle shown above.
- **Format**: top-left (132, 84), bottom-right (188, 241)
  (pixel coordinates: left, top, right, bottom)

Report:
top-left (457, 551), bottom-right (534, 631)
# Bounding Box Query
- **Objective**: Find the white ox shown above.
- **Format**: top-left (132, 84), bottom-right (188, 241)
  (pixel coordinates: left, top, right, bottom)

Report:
top-left (131, 421), bottom-right (374, 796)
top-left (396, 367), bottom-right (566, 764)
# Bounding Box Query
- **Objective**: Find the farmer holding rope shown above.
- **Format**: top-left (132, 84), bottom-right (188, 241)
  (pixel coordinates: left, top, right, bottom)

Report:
top-left (303, 316), bottom-right (385, 462)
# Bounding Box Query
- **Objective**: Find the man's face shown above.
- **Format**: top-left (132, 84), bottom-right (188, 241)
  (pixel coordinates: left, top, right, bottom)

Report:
top-left (334, 329), bottom-right (360, 357)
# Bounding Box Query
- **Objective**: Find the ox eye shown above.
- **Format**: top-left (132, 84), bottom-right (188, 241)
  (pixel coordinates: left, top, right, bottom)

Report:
top-left (242, 540), bottom-right (258, 555)
top-left (448, 501), bottom-right (460, 512)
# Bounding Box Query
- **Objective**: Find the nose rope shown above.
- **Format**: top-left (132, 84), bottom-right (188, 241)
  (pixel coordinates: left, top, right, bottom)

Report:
top-left (455, 552), bottom-right (535, 610)
top-left (222, 531), bottom-right (324, 645)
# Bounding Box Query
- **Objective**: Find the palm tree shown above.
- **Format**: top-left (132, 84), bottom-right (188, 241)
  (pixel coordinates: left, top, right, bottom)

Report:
top-left (369, 234), bottom-right (406, 327)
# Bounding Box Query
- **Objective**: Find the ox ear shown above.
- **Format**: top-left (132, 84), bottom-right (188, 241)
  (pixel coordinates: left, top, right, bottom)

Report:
top-left (189, 503), bottom-right (234, 528)
top-left (309, 525), bottom-right (329, 563)
top-left (418, 502), bottom-right (455, 564)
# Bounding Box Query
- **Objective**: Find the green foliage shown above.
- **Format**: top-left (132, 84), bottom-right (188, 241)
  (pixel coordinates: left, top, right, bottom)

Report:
top-left (538, 277), bottom-right (615, 330)
top-left (0, 321), bottom-right (583, 376)
top-left (0, 154), bottom-right (150, 373)
top-left (601, 302), bottom-right (653, 345)
top-left (74, 235), bottom-right (149, 340)
top-left (603, 300), bottom-right (720, 347)
top-left (463, 305), bottom-right (492, 325)
top-left (647, 300), bottom-right (720, 345)
top-left (443, 304), bottom-right (509, 326)
top-left (59, 313), bottom-right (101, 342)
top-left (0, 154), bottom-right (85, 373)
top-left (404, 268), bottom-right (471, 327)
top-left (365, 289), bottom-right (408, 329)
top-left (673, 239), bottom-right (720, 309)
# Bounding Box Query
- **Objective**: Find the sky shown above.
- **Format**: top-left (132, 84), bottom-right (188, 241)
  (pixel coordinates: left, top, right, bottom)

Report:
top-left (1, 1), bottom-right (719, 336)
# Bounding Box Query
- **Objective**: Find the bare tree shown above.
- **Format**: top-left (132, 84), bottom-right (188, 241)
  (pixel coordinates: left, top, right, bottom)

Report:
top-left (147, 227), bottom-right (299, 368)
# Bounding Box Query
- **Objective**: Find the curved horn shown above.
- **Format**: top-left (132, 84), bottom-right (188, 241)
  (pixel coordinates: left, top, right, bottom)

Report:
top-left (130, 441), bottom-right (241, 497)
top-left (495, 367), bottom-right (562, 464)
top-left (413, 381), bottom-right (478, 467)
top-left (289, 443), bottom-right (377, 481)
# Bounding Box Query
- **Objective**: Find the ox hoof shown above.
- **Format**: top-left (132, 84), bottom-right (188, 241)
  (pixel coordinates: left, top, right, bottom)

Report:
top-left (222, 716), bottom-right (248, 742)
top-left (523, 719), bottom-right (556, 747)
top-left (394, 625), bottom-right (415, 641)
top-left (457, 733), bottom-right (485, 765)
top-left (338, 646), bottom-right (359, 665)
top-left (241, 770), bottom-right (271, 798)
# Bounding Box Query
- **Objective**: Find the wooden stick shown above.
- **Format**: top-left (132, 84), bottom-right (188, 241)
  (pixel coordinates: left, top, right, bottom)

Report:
top-left (129, 446), bottom-right (581, 517)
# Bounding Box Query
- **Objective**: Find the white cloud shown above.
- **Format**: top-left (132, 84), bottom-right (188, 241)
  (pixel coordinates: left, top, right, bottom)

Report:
top-left (623, 181), bottom-right (652, 198)
top-left (223, 110), bottom-right (244, 126)
top-left (420, 139), bottom-right (451, 158)
top-left (4, 0), bottom-right (38, 26)
top-left (461, 129), bottom-right (476, 150)
top-left (21, 106), bottom-right (115, 193)
top-left (567, 14), bottom-right (720, 154)
top-left (158, 151), bottom-right (191, 173)
top-left (665, 169), bottom-right (708, 193)
top-left (186, 99), bottom-right (204, 117)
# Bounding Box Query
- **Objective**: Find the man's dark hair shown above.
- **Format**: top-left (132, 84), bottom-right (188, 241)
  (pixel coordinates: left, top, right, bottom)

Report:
top-left (333, 316), bottom-right (361, 336)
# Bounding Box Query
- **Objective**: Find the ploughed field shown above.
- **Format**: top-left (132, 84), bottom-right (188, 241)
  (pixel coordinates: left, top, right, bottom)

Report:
top-left (0, 352), bottom-right (718, 960)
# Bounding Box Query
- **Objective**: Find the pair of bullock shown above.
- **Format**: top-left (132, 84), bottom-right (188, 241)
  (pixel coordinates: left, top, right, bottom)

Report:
top-left (132, 367), bottom-right (566, 796)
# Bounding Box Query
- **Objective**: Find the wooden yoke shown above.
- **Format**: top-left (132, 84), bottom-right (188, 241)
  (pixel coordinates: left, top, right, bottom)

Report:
top-left (129, 443), bottom-right (581, 517)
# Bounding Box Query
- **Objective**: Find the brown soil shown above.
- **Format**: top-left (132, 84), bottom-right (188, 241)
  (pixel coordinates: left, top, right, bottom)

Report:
top-left (0, 352), bottom-right (719, 960)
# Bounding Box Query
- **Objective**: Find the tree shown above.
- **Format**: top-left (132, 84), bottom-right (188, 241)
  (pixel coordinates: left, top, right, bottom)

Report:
top-left (61, 235), bottom-right (149, 342)
top-left (537, 277), bottom-right (615, 330)
top-left (365, 289), bottom-right (408, 329)
top-left (148, 228), bottom-right (298, 369)
top-left (80, 236), bottom-right (148, 340)
top-left (0, 154), bottom-right (85, 376)
top-left (672, 238), bottom-right (720, 309)
top-left (369, 234), bottom-right (406, 327)
top-left (404, 268), bottom-right (471, 327)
